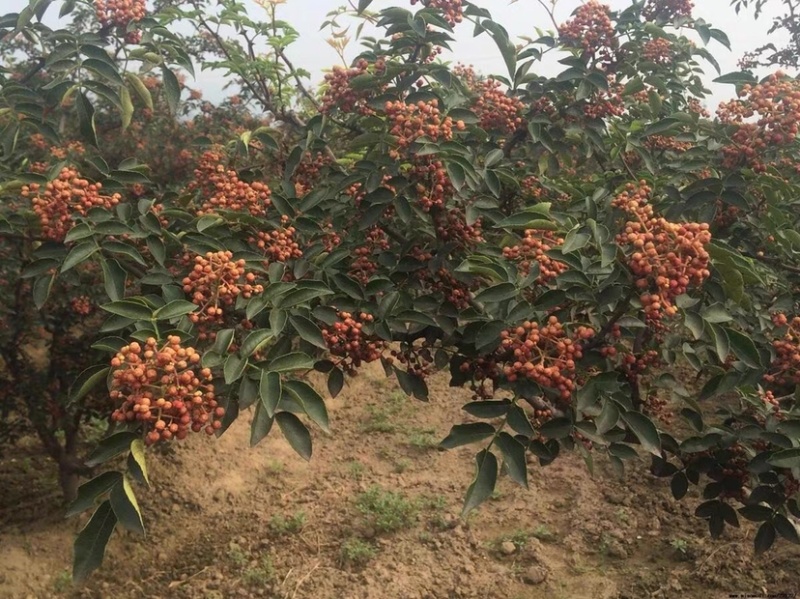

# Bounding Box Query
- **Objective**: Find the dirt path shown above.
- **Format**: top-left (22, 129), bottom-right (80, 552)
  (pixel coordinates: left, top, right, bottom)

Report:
top-left (1, 363), bottom-right (799, 599)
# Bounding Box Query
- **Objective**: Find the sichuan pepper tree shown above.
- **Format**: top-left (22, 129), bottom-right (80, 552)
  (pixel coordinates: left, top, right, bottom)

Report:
top-left (0, 0), bottom-right (799, 583)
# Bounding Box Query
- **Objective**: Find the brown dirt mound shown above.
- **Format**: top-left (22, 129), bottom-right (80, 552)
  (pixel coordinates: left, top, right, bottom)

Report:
top-left (1, 362), bottom-right (799, 599)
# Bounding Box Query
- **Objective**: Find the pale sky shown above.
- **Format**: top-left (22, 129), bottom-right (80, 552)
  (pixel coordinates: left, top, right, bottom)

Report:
top-left (5, 0), bottom-right (794, 108)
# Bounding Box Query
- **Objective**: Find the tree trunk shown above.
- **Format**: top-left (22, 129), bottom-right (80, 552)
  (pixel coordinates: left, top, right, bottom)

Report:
top-left (58, 461), bottom-right (80, 504)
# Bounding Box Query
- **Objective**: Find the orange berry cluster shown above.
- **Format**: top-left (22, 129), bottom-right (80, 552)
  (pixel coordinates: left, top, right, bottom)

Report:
top-left (321, 311), bottom-right (385, 375)
top-left (717, 73), bottom-right (800, 172)
top-left (350, 227), bottom-right (391, 285)
top-left (583, 83), bottom-right (626, 119)
top-left (472, 78), bottom-right (525, 135)
top-left (344, 176), bottom-right (396, 207)
top-left (434, 209), bottom-right (483, 247)
top-left (189, 151), bottom-right (272, 217)
top-left (292, 151), bottom-right (333, 198)
top-left (182, 251), bottom-right (264, 327)
top-left (94, 0), bottom-right (146, 29)
top-left (498, 317), bottom-right (594, 401)
top-left (558, 1), bottom-right (618, 65)
top-left (321, 58), bottom-right (386, 116)
top-left (612, 182), bottom-right (711, 323)
top-left (110, 336), bottom-right (223, 445)
top-left (409, 158), bottom-right (454, 212)
top-left (644, 134), bottom-right (692, 153)
top-left (250, 216), bottom-right (303, 263)
top-left (410, 0), bottom-right (464, 25)
top-left (642, 0), bottom-right (693, 21)
top-left (384, 100), bottom-right (457, 158)
top-left (687, 97), bottom-right (710, 118)
top-left (642, 38), bottom-right (674, 65)
top-left (21, 167), bottom-right (122, 242)
top-left (386, 344), bottom-right (435, 379)
top-left (70, 296), bottom-right (94, 316)
top-left (764, 314), bottom-right (800, 388)
top-left (502, 229), bottom-right (568, 284)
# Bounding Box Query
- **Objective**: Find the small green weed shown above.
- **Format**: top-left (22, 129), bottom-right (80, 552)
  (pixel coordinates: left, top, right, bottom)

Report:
top-left (242, 555), bottom-right (275, 586)
top-left (339, 538), bottom-right (377, 567)
top-left (269, 510), bottom-right (306, 535)
top-left (355, 485), bottom-right (417, 533)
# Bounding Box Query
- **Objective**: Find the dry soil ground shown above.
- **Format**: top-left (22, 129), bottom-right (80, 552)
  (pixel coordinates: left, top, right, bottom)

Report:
top-left (1, 362), bottom-right (799, 599)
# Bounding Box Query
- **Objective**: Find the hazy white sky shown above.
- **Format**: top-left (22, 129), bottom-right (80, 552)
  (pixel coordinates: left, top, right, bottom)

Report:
top-left (5, 0), bottom-right (794, 107)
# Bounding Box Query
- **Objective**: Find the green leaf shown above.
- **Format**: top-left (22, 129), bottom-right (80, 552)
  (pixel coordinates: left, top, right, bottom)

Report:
top-left (69, 365), bottom-right (110, 402)
top-left (100, 300), bottom-right (153, 321)
top-left (289, 315), bottom-right (327, 349)
top-left (33, 274), bottom-right (55, 309)
top-left (440, 422), bottom-right (496, 449)
top-left (128, 439), bottom-right (149, 486)
top-left (620, 411), bottom-right (661, 456)
top-left (62, 240), bottom-right (98, 272)
top-left (754, 521), bottom-right (776, 555)
top-left (267, 352), bottom-right (315, 372)
top-left (283, 380), bottom-right (330, 433)
top-left (768, 448), bottom-right (800, 469)
top-left (462, 400), bottom-right (512, 419)
top-left (276, 412), bottom-right (313, 461)
top-left (224, 354), bottom-right (248, 384)
top-left (153, 300), bottom-right (197, 320)
top-left (125, 72), bottom-right (153, 111)
top-left (259, 370), bottom-right (282, 418)
top-left (596, 400), bottom-right (619, 435)
top-left (161, 66), bottom-right (181, 115)
top-left (462, 449), bottom-right (498, 516)
top-left (774, 514), bottom-right (800, 545)
top-left (495, 432), bottom-right (528, 488)
top-left (73, 500), bottom-right (117, 583)
top-left (539, 417), bottom-right (572, 439)
top-left (725, 328), bottom-right (762, 368)
top-left (250, 401), bottom-right (274, 447)
top-left (109, 476), bottom-right (144, 535)
top-left (240, 329), bottom-right (272, 357)
top-left (75, 91), bottom-right (97, 146)
top-left (100, 258), bottom-right (126, 301)
top-left (66, 472), bottom-right (122, 518)
top-left (474, 283), bottom-right (517, 303)
top-left (85, 432), bottom-right (139, 467)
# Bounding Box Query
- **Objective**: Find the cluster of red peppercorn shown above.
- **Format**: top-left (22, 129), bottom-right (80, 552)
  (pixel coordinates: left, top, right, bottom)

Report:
top-left (644, 134), bottom-right (693, 153)
top-left (344, 176), bottom-right (397, 207)
top-left (250, 215), bottom-right (303, 264)
top-left (641, 38), bottom-right (674, 65)
top-left (385, 343), bottom-right (436, 380)
top-left (471, 77), bottom-right (525, 135)
top-left (110, 336), bottom-right (224, 445)
top-left (350, 227), bottom-right (391, 285)
top-left (583, 82), bottom-right (626, 119)
top-left (384, 99), bottom-right (459, 158)
top-left (410, 0), bottom-right (464, 25)
top-left (764, 313), bottom-right (800, 388)
top-left (293, 151), bottom-right (334, 198)
top-left (497, 317), bottom-right (595, 401)
top-left (189, 151), bottom-right (272, 216)
top-left (433, 209), bottom-right (483, 247)
top-left (21, 167), bottom-right (122, 242)
top-left (70, 296), bottom-right (94, 316)
top-left (182, 251), bottom-right (263, 329)
top-left (321, 311), bottom-right (385, 375)
top-left (94, 0), bottom-right (146, 29)
top-left (502, 229), bottom-right (568, 284)
top-left (558, 1), bottom-right (619, 65)
top-left (408, 158), bottom-right (454, 212)
top-left (612, 182), bottom-right (711, 323)
top-left (642, 0), bottom-right (693, 21)
top-left (321, 58), bottom-right (386, 116)
top-left (717, 72), bottom-right (800, 172)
